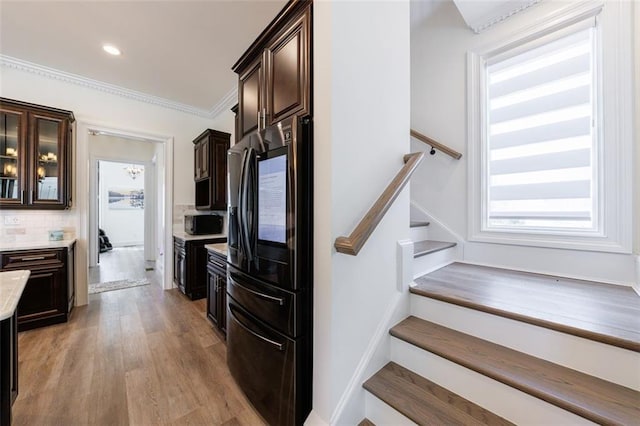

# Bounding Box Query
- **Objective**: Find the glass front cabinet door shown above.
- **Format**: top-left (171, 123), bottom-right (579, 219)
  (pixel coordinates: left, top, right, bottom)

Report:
top-left (0, 107), bottom-right (26, 205)
top-left (0, 98), bottom-right (74, 209)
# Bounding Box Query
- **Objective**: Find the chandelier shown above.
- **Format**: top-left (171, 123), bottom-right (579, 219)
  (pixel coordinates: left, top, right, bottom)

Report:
top-left (124, 164), bottom-right (143, 180)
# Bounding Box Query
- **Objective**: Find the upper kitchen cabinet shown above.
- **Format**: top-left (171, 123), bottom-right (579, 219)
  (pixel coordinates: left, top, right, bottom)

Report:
top-left (193, 129), bottom-right (231, 211)
top-left (0, 98), bottom-right (74, 210)
top-left (233, 0), bottom-right (311, 139)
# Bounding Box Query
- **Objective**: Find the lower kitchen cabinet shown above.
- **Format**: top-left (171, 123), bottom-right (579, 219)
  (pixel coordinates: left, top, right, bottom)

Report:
top-left (173, 236), bottom-right (226, 300)
top-left (0, 243), bottom-right (75, 331)
top-left (206, 248), bottom-right (227, 337)
top-left (0, 311), bottom-right (18, 426)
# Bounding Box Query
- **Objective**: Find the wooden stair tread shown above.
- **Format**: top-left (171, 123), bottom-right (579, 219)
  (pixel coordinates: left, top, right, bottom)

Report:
top-left (364, 362), bottom-right (513, 426)
top-left (410, 220), bottom-right (430, 228)
top-left (413, 240), bottom-right (456, 258)
top-left (391, 317), bottom-right (640, 425)
top-left (357, 418), bottom-right (376, 426)
top-left (411, 262), bottom-right (640, 352)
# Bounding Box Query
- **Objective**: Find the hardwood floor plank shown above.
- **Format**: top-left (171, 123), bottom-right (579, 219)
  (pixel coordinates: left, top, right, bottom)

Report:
top-left (391, 316), bottom-right (640, 425)
top-left (412, 262), bottom-right (640, 351)
top-left (124, 367), bottom-right (166, 425)
top-left (12, 273), bottom-right (263, 425)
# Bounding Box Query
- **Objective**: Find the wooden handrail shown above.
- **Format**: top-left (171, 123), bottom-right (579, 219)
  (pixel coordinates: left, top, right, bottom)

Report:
top-left (410, 129), bottom-right (462, 160)
top-left (335, 152), bottom-right (425, 256)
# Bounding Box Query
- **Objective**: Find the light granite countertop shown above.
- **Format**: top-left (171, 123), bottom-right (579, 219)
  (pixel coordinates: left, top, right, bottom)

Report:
top-left (172, 231), bottom-right (226, 242)
top-left (0, 238), bottom-right (77, 252)
top-left (0, 270), bottom-right (30, 321)
top-left (205, 243), bottom-right (228, 257)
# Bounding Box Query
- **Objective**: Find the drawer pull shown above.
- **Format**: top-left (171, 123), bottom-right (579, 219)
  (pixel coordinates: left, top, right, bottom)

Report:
top-left (228, 274), bottom-right (284, 306)
top-left (21, 256), bottom-right (46, 261)
top-left (229, 305), bottom-right (284, 351)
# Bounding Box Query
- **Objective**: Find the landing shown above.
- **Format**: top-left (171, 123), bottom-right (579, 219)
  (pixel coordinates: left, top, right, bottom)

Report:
top-left (412, 262), bottom-right (640, 352)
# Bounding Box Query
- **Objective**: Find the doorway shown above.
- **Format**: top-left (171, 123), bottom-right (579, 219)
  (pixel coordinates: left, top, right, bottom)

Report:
top-left (75, 126), bottom-right (172, 305)
top-left (89, 159), bottom-right (150, 290)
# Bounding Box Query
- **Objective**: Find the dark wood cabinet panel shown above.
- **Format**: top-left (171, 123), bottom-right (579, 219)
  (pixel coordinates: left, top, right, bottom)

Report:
top-left (233, 1), bottom-right (311, 139)
top-left (0, 98), bottom-right (74, 210)
top-left (231, 104), bottom-right (240, 143)
top-left (0, 244), bottom-right (75, 331)
top-left (206, 249), bottom-right (227, 337)
top-left (173, 236), bottom-right (226, 300)
top-left (266, 9), bottom-right (310, 125)
top-left (193, 129), bottom-right (230, 211)
top-left (238, 59), bottom-right (264, 137)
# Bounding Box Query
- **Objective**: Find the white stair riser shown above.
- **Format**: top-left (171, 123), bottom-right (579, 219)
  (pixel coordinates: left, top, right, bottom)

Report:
top-left (364, 392), bottom-right (416, 426)
top-left (409, 225), bottom-right (429, 241)
top-left (410, 296), bottom-right (640, 391)
top-left (412, 246), bottom-right (456, 279)
top-left (390, 338), bottom-right (597, 426)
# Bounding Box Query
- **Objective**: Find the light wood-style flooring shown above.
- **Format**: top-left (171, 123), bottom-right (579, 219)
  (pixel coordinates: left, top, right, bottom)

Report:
top-left (89, 246), bottom-right (151, 284)
top-left (13, 274), bottom-right (266, 425)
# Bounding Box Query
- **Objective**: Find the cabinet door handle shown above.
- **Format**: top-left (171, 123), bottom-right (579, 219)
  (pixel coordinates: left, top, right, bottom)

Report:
top-left (29, 190), bottom-right (33, 204)
top-left (262, 108), bottom-right (267, 128)
top-left (20, 190), bottom-right (25, 204)
top-left (257, 110), bottom-right (261, 130)
top-left (21, 256), bottom-right (46, 261)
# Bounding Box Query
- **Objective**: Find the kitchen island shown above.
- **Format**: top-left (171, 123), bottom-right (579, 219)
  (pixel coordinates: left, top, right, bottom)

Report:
top-left (0, 270), bottom-right (29, 426)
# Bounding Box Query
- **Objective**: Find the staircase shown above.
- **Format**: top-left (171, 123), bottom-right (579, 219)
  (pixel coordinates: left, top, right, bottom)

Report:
top-left (361, 262), bottom-right (640, 425)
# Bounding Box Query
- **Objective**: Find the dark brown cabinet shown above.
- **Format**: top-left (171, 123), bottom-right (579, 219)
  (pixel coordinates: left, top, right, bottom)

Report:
top-left (173, 236), bottom-right (226, 300)
top-left (233, 1), bottom-right (311, 139)
top-left (0, 310), bottom-right (18, 426)
top-left (193, 129), bottom-right (230, 211)
top-left (0, 244), bottom-right (76, 331)
top-left (0, 98), bottom-right (74, 210)
top-left (231, 104), bottom-right (240, 143)
top-left (206, 248), bottom-right (227, 336)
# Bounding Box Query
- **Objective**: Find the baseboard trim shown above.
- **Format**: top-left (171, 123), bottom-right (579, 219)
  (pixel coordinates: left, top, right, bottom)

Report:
top-left (330, 291), bottom-right (407, 425)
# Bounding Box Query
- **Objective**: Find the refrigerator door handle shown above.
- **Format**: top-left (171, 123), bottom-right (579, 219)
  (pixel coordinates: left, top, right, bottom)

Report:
top-left (229, 304), bottom-right (284, 351)
top-left (228, 273), bottom-right (285, 306)
top-left (241, 148), bottom-right (255, 262)
top-left (238, 148), bottom-right (249, 260)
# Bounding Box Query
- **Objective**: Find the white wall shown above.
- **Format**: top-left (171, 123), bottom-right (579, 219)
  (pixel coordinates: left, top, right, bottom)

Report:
top-left (99, 160), bottom-right (145, 247)
top-left (410, 0), bottom-right (638, 285)
top-left (312, 2), bottom-right (411, 424)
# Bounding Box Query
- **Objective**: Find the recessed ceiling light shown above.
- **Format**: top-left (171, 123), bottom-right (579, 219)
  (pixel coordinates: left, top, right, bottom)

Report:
top-left (102, 44), bottom-right (121, 56)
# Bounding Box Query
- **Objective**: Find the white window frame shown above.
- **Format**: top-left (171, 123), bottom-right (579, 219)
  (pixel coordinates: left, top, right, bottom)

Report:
top-left (467, 0), bottom-right (633, 253)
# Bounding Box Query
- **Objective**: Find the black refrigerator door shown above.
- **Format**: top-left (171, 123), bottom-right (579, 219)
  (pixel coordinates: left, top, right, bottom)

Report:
top-left (228, 116), bottom-right (312, 291)
top-left (227, 300), bottom-right (309, 426)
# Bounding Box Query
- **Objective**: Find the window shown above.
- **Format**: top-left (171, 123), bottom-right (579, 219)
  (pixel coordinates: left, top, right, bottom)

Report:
top-left (486, 24), bottom-right (597, 231)
top-left (467, 1), bottom-right (633, 253)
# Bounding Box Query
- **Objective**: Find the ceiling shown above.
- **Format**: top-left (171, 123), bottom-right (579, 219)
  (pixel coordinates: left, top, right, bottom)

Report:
top-left (0, 0), bottom-right (286, 113)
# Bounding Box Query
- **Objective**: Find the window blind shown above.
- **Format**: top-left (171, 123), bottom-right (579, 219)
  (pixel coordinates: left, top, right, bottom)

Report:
top-left (486, 24), bottom-right (596, 230)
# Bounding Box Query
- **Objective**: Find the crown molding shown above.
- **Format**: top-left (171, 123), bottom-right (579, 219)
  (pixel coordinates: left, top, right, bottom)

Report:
top-left (208, 86), bottom-right (238, 118)
top-left (454, 0), bottom-right (541, 34)
top-left (0, 54), bottom-right (237, 120)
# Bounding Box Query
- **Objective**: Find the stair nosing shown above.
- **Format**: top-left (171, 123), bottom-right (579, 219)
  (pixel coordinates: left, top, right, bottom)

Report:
top-left (390, 316), bottom-right (640, 426)
top-left (413, 240), bottom-right (457, 258)
top-left (410, 221), bottom-right (430, 228)
top-left (410, 263), bottom-right (640, 353)
top-left (364, 361), bottom-right (513, 426)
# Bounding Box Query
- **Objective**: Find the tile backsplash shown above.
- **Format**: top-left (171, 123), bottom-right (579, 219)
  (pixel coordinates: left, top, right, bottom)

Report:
top-left (0, 211), bottom-right (77, 245)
